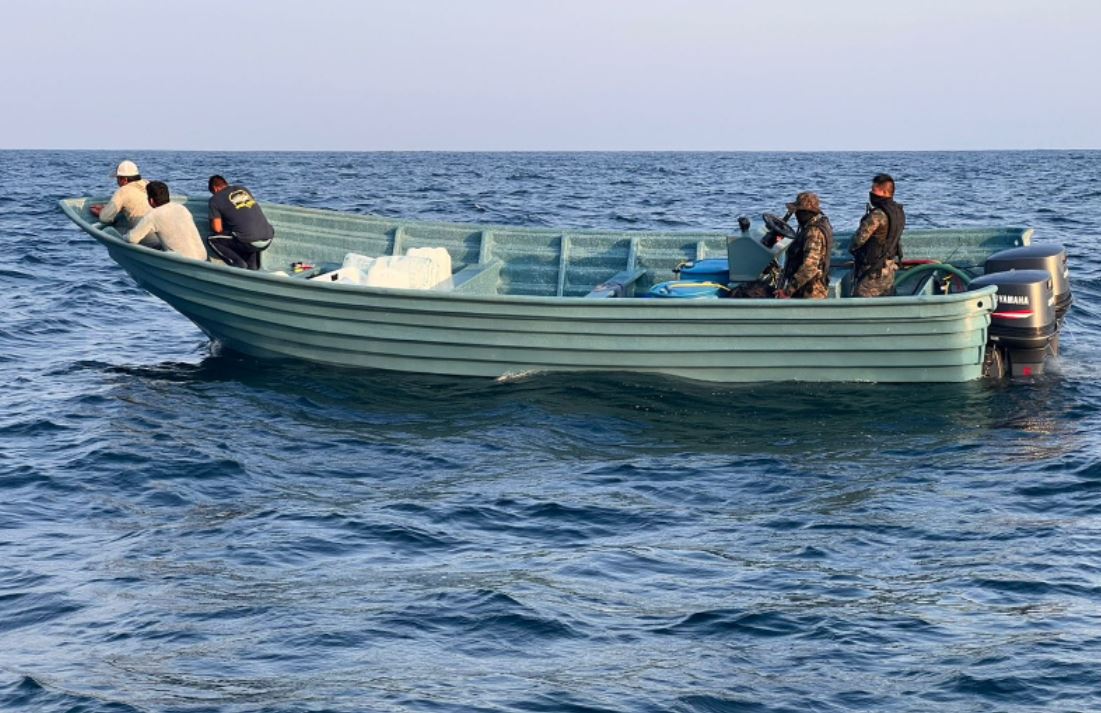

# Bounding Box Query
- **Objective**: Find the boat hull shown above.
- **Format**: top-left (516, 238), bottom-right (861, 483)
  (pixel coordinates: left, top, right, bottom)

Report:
top-left (106, 240), bottom-right (994, 383)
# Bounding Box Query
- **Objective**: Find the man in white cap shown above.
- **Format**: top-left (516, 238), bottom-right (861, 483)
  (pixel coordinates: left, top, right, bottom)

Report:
top-left (89, 160), bottom-right (151, 229)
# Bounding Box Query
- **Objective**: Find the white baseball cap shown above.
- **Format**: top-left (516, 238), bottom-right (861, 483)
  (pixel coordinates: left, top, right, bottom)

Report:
top-left (115, 160), bottom-right (140, 178)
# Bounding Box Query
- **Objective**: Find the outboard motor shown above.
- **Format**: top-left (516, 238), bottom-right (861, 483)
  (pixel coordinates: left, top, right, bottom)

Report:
top-left (969, 269), bottom-right (1057, 377)
top-left (984, 244), bottom-right (1072, 324)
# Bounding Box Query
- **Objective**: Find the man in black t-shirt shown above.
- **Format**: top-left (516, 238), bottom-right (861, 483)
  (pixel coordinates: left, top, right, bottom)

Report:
top-left (206, 175), bottom-right (275, 270)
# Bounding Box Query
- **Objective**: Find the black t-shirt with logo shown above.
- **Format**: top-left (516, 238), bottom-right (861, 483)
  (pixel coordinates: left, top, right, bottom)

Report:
top-left (209, 185), bottom-right (275, 243)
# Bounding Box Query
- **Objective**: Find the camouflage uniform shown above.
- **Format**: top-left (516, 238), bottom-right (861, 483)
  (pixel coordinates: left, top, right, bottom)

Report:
top-left (850, 208), bottom-right (897, 297)
top-left (854, 273), bottom-right (895, 297)
top-left (848, 174), bottom-right (907, 297)
top-left (784, 223), bottom-right (831, 298)
top-left (780, 192), bottom-right (834, 300)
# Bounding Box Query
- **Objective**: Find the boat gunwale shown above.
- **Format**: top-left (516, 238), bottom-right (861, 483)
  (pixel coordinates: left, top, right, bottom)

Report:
top-left (100, 194), bottom-right (1032, 244)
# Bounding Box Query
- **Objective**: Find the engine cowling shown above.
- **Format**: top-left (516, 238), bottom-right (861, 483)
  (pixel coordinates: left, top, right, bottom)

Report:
top-left (969, 269), bottom-right (1057, 377)
top-left (984, 244), bottom-right (1071, 323)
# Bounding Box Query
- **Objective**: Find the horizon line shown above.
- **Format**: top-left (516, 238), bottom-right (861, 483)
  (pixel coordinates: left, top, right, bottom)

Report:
top-left (2, 147), bottom-right (1099, 154)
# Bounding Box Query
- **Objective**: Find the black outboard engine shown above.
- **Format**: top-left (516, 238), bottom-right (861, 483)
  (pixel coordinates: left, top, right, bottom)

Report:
top-left (984, 244), bottom-right (1072, 324)
top-left (969, 269), bottom-right (1056, 377)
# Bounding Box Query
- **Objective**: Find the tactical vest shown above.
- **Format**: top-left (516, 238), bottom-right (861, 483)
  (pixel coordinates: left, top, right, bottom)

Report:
top-left (784, 214), bottom-right (834, 294)
top-left (853, 198), bottom-right (906, 280)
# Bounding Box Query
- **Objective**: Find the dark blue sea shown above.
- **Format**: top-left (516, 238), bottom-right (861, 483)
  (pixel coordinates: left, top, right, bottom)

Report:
top-left (2, 150), bottom-right (1101, 713)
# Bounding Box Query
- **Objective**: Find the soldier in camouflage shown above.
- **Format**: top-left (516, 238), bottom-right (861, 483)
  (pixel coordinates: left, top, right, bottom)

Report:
top-left (850, 173), bottom-right (906, 297)
top-left (774, 192), bottom-right (834, 300)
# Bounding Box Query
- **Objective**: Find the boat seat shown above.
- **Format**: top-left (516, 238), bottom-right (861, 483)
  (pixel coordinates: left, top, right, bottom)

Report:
top-left (586, 268), bottom-right (647, 298)
top-left (727, 234), bottom-right (791, 282)
top-left (433, 259), bottom-right (503, 294)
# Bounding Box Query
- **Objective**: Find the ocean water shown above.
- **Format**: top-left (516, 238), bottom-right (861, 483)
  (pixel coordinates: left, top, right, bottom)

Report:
top-left (2, 150), bottom-right (1101, 713)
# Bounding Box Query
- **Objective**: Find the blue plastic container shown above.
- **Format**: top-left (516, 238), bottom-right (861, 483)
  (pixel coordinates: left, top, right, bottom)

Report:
top-left (678, 258), bottom-right (730, 284)
top-left (648, 281), bottom-right (726, 299)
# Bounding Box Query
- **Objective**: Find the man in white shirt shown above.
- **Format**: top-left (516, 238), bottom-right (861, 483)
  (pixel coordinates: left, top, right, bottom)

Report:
top-left (126, 181), bottom-right (207, 261)
top-left (90, 160), bottom-right (151, 229)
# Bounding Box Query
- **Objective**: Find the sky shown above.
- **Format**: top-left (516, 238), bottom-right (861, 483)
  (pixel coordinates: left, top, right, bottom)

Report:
top-left (1, 0), bottom-right (1098, 151)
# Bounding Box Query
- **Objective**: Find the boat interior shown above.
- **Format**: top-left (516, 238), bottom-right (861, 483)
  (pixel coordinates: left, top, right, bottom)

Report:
top-left (69, 196), bottom-right (1032, 300)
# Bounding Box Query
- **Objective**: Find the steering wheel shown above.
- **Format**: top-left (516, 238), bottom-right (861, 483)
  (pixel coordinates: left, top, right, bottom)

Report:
top-left (762, 213), bottom-right (796, 240)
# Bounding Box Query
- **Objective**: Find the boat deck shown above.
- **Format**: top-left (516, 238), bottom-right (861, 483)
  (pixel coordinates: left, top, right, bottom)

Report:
top-left (131, 196), bottom-right (1032, 298)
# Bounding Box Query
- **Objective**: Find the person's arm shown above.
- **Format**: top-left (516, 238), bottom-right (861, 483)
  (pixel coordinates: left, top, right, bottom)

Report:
top-left (97, 191), bottom-right (124, 224)
top-left (786, 229), bottom-right (826, 294)
top-left (208, 197), bottom-right (223, 235)
top-left (127, 211), bottom-right (155, 245)
top-left (849, 210), bottom-right (886, 253)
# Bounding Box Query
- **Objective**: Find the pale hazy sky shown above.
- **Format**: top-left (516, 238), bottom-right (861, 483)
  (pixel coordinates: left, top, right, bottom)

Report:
top-left (2, 0), bottom-right (1097, 151)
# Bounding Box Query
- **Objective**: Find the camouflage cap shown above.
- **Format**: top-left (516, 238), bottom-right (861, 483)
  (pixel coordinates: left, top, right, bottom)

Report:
top-left (786, 192), bottom-right (821, 213)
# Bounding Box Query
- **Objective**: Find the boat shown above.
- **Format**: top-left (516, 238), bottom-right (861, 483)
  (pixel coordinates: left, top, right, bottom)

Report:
top-left (58, 195), bottom-right (1069, 383)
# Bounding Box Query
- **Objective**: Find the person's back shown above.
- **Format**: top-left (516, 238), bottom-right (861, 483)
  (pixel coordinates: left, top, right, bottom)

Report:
top-left (126, 181), bottom-right (206, 261)
top-left (209, 183), bottom-right (274, 243)
top-left (206, 175), bottom-right (274, 270)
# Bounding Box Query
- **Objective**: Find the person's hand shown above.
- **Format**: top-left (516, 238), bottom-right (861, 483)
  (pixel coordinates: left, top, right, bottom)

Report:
top-left (774, 289), bottom-right (791, 299)
top-left (89, 204), bottom-right (102, 217)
